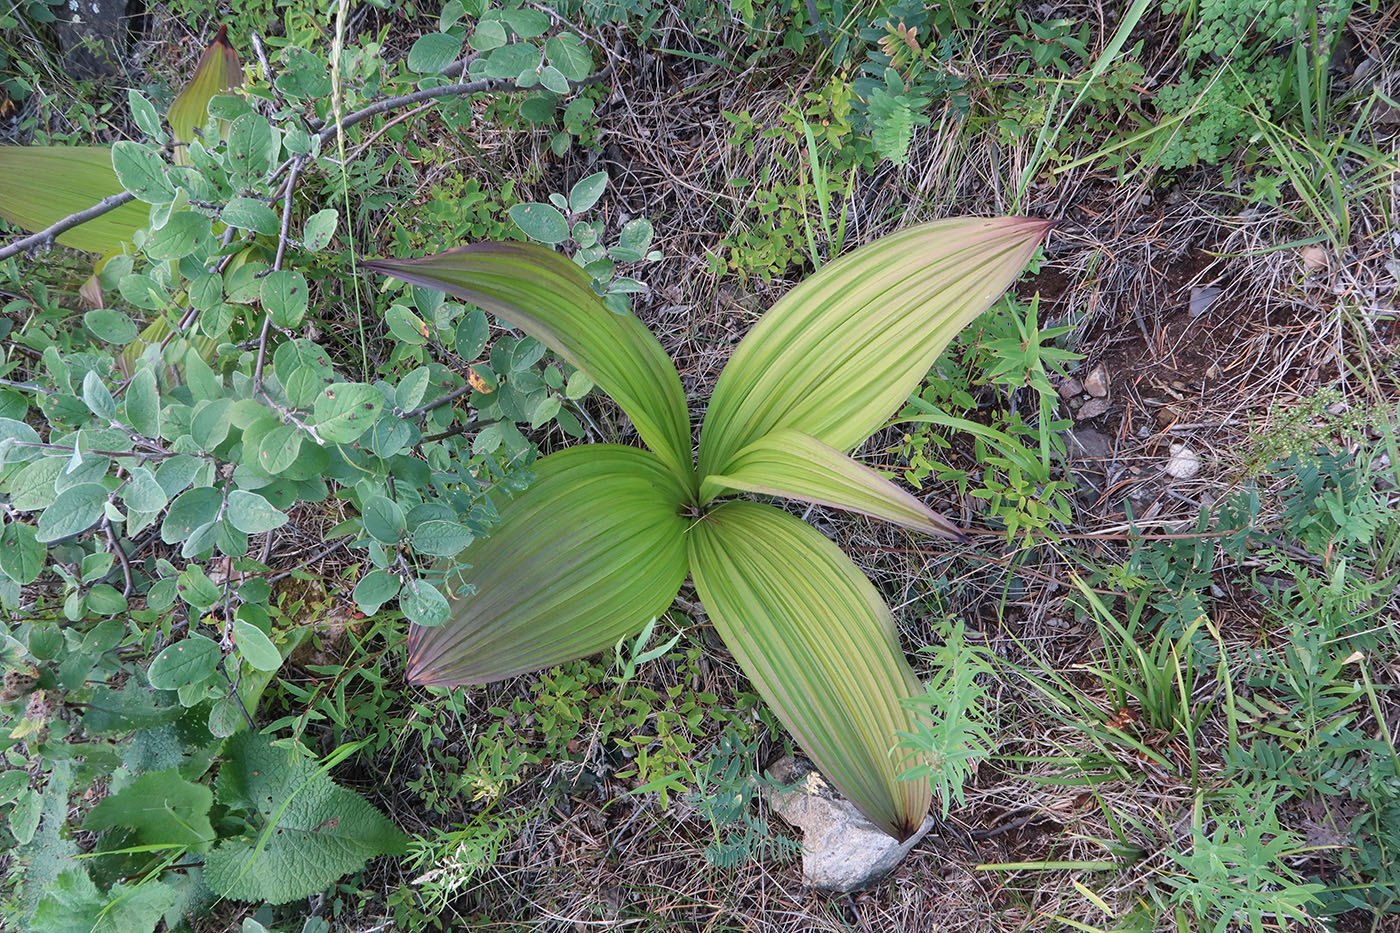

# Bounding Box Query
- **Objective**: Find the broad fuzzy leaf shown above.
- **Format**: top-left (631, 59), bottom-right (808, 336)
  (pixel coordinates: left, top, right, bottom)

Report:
top-left (204, 732), bottom-right (407, 905)
top-left (83, 768), bottom-right (215, 851)
top-left (362, 243), bottom-right (694, 483)
top-left (687, 500), bottom-right (930, 840)
top-left (698, 217), bottom-right (1053, 477)
top-left (0, 147), bottom-right (148, 254)
top-left (406, 445), bottom-right (690, 686)
top-left (698, 427), bottom-right (963, 538)
top-left (168, 24), bottom-right (244, 165)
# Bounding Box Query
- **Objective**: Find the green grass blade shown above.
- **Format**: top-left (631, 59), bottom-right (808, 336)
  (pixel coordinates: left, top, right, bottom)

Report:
top-left (406, 445), bottom-right (690, 686)
top-left (699, 428), bottom-right (962, 538)
top-left (363, 243), bottom-right (695, 484)
top-left (687, 500), bottom-right (930, 840)
top-left (698, 217), bottom-right (1051, 478)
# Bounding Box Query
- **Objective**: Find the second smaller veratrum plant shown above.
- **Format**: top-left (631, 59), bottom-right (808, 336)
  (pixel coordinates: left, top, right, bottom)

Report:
top-left (366, 215), bottom-right (1051, 840)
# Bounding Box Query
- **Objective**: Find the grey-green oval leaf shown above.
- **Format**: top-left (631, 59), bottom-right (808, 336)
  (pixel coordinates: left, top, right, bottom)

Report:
top-left (125, 369), bottom-right (161, 437)
top-left (508, 203), bottom-right (569, 244)
top-left (568, 171), bottom-right (608, 214)
top-left (312, 383), bottom-right (384, 444)
top-left (227, 490), bottom-right (289, 534)
top-left (148, 634), bottom-right (221, 690)
top-left (84, 308), bottom-right (140, 345)
top-left (302, 209), bottom-right (338, 251)
top-left (111, 141), bottom-right (175, 203)
top-left (222, 197), bottom-right (281, 235)
top-left (410, 520), bottom-right (473, 557)
top-left (262, 269), bottom-right (308, 328)
top-left (36, 483), bottom-right (108, 542)
top-left (232, 618), bottom-right (282, 672)
top-left (400, 577), bottom-right (449, 627)
top-left (353, 570), bottom-right (400, 614)
top-left (408, 32), bottom-right (462, 73)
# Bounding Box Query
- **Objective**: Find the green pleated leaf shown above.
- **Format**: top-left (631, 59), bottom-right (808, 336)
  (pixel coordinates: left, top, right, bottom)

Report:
top-left (698, 428), bottom-right (963, 538)
top-left (362, 243), bottom-right (694, 484)
top-left (698, 217), bottom-right (1052, 477)
top-left (168, 24), bottom-right (244, 165)
top-left (0, 147), bottom-right (148, 254)
top-left (406, 445), bottom-right (690, 686)
top-left (687, 500), bottom-right (930, 840)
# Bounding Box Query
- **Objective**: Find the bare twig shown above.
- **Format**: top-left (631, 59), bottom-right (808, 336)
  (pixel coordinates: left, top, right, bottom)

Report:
top-left (0, 192), bottom-right (136, 262)
top-left (407, 383), bottom-right (473, 419)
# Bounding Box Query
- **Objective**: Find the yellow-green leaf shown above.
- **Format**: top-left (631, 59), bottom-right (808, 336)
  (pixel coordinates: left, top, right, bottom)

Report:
top-left (0, 147), bottom-right (148, 254)
top-left (698, 428), bottom-right (962, 538)
top-left (687, 500), bottom-right (930, 840)
top-left (406, 445), bottom-right (690, 686)
top-left (362, 243), bottom-right (694, 484)
top-left (168, 24), bottom-right (244, 165)
top-left (698, 217), bottom-right (1052, 477)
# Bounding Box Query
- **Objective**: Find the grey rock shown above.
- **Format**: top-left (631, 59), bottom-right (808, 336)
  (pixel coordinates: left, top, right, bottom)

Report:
top-left (55, 0), bottom-right (130, 78)
top-left (1076, 396), bottom-right (1112, 421)
top-left (766, 756), bottom-right (934, 893)
top-left (1057, 376), bottom-right (1083, 398)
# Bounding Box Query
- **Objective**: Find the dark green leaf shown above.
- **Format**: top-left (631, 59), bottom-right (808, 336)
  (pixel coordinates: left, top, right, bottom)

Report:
top-left (204, 733), bottom-right (408, 904)
top-left (361, 495), bottom-right (405, 544)
top-left (410, 520), bottom-right (473, 557)
top-left (454, 309), bottom-right (489, 360)
top-left (84, 768), bottom-right (215, 849)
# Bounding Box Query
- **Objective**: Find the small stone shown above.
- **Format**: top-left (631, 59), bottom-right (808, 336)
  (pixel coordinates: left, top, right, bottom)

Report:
top-left (1058, 376), bottom-right (1084, 399)
top-left (1164, 443), bottom-right (1201, 479)
top-left (1083, 364), bottom-right (1110, 398)
top-left (1301, 246), bottom-right (1328, 274)
top-left (1076, 396), bottom-right (1112, 420)
top-left (1188, 286), bottom-right (1222, 318)
top-left (767, 757), bottom-right (934, 893)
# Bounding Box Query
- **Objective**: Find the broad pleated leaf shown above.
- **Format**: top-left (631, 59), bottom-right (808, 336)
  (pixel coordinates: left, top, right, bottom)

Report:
top-left (0, 147), bottom-right (148, 254)
top-left (698, 217), bottom-right (1053, 477)
top-left (698, 428), bottom-right (963, 539)
top-left (168, 24), bottom-right (245, 165)
top-left (406, 445), bottom-right (690, 686)
top-left (363, 244), bottom-right (694, 483)
top-left (687, 500), bottom-right (930, 840)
